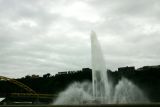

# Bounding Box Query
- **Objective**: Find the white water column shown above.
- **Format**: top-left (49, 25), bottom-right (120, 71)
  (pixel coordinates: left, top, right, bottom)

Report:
top-left (90, 31), bottom-right (110, 103)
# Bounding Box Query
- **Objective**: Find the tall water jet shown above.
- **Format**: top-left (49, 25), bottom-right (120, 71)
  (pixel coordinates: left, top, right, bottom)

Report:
top-left (91, 31), bottom-right (110, 103)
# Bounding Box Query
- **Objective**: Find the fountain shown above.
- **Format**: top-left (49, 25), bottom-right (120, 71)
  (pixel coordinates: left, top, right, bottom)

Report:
top-left (53, 31), bottom-right (149, 105)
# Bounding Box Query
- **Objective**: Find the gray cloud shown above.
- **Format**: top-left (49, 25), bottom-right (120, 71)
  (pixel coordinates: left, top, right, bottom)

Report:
top-left (0, 0), bottom-right (160, 78)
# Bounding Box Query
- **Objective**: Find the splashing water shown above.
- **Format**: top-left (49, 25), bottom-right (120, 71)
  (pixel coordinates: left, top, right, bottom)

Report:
top-left (54, 82), bottom-right (92, 105)
top-left (53, 31), bottom-right (149, 105)
top-left (113, 78), bottom-right (148, 103)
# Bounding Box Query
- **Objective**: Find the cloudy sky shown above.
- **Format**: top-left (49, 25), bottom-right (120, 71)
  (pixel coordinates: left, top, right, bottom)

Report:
top-left (0, 0), bottom-right (160, 78)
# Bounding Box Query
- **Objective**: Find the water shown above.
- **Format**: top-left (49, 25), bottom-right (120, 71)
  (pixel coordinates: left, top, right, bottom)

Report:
top-left (91, 31), bottom-right (112, 103)
top-left (54, 82), bottom-right (92, 104)
top-left (53, 31), bottom-right (149, 104)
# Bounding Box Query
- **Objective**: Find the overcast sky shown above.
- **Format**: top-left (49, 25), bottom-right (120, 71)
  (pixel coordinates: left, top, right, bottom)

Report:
top-left (0, 0), bottom-right (160, 78)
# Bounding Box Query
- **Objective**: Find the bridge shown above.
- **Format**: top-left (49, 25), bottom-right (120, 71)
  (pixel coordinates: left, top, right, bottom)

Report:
top-left (0, 76), bottom-right (56, 104)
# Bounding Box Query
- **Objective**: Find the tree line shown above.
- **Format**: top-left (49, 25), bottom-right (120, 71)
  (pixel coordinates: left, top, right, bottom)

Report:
top-left (0, 66), bottom-right (160, 102)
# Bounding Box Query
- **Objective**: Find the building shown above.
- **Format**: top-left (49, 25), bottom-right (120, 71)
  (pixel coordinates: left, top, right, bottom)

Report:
top-left (58, 72), bottom-right (67, 75)
top-left (118, 66), bottom-right (135, 72)
top-left (137, 65), bottom-right (160, 71)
